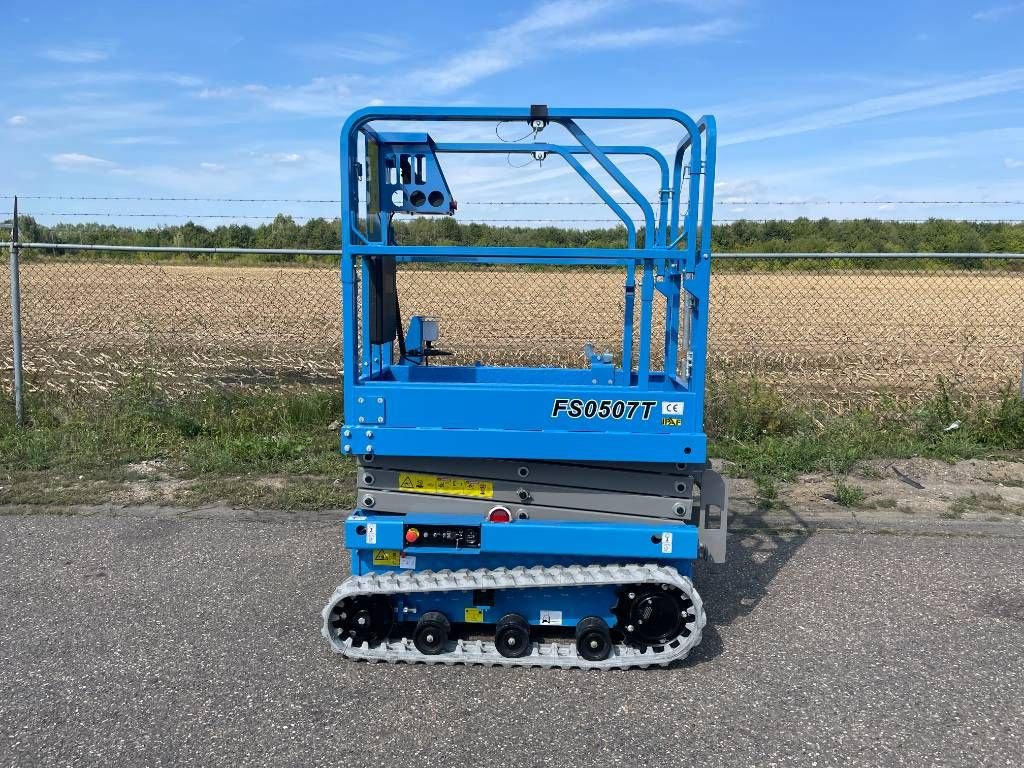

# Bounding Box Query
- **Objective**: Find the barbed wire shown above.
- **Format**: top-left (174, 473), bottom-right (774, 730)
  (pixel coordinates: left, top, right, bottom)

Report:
top-left (401, 216), bottom-right (1024, 224)
top-left (16, 212), bottom-right (323, 220)
top-left (715, 218), bottom-right (1024, 223)
top-left (4, 195), bottom-right (340, 203)
top-left (16, 212), bottom-right (646, 224)
top-left (12, 211), bottom-right (1024, 225)
top-left (445, 218), bottom-right (1024, 224)
top-left (720, 200), bottom-right (1024, 206)
top-left (463, 200), bottom-right (1024, 206)
top-left (6, 194), bottom-right (1024, 205)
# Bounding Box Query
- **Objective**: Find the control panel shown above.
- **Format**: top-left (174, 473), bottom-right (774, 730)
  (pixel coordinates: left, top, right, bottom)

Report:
top-left (403, 523), bottom-right (481, 549)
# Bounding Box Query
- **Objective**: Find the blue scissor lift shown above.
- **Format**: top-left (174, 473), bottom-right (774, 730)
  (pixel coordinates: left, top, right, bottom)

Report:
top-left (322, 106), bottom-right (727, 669)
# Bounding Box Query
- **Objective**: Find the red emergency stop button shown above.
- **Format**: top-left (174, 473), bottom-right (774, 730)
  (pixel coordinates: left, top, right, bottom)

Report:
top-left (405, 527), bottom-right (420, 544)
top-left (486, 506), bottom-right (512, 523)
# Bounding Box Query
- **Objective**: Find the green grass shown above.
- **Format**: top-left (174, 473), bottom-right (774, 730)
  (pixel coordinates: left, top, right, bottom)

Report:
top-left (833, 479), bottom-right (867, 508)
top-left (857, 464), bottom-right (884, 480)
top-left (2, 376), bottom-right (1022, 511)
top-left (707, 377), bottom-right (1024, 495)
top-left (3, 379), bottom-right (344, 473)
top-left (945, 492), bottom-right (1021, 519)
top-left (0, 380), bottom-right (354, 508)
top-left (753, 476), bottom-right (779, 509)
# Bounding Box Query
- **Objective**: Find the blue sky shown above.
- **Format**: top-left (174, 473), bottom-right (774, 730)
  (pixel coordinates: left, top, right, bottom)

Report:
top-left (2, 0), bottom-right (1024, 226)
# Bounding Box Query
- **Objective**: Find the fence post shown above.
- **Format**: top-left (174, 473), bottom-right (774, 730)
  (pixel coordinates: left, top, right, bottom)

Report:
top-left (9, 196), bottom-right (24, 425)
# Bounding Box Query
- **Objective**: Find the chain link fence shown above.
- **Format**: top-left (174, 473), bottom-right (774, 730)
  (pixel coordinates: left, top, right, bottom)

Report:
top-left (1, 257), bottom-right (11, 398)
top-left (1, 252), bottom-right (1022, 405)
top-left (712, 260), bottom-right (1024, 400)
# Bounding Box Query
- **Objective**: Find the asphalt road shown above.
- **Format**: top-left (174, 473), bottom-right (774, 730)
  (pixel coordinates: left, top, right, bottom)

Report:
top-left (1, 511), bottom-right (1022, 767)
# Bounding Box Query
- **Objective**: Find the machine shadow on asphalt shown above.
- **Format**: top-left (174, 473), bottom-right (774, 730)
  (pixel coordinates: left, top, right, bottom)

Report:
top-left (686, 528), bottom-right (807, 665)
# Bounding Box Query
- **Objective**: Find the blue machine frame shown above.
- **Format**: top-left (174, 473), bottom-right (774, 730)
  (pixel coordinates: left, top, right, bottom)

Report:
top-left (345, 513), bottom-right (699, 630)
top-left (339, 107), bottom-right (718, 467)
top-left (327, 107), bottom-right (723, 661)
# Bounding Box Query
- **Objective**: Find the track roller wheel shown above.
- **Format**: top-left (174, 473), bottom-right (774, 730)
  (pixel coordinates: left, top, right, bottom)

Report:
top-left (575, 615), bottom-right (612, 661)
top-left (413, 611), bottom-right (451, 655)
top-left (614, 585), bottom-right (692, 646)
top-left (326, 594), bottom-right (393, 645)
top-left (494, 613), bottom-right (531, 658)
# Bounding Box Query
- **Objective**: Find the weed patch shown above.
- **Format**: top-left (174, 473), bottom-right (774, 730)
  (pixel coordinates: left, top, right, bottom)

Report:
top-left (948, 492), bottom-right (1020, 518)
top-left (710, 378), bottom-right (1024, 493)
top-left (1, 381), bottom-right (352, 509)
top-left (833, 479), bottom-right (867, 507)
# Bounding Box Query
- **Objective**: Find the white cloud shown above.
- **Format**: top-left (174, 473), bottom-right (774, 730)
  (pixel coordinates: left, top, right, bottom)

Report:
top-left (558, 18), bottom-right (736, 50)
top-left (106, 147), bottom-right (336, 195)
top-left (194, 74), bottom-right (370, 116)
top-left (105, 135), bottom-right (182, 146)
top-left (417, 1), bottom-right (737, 94)
top-left (7, 114), bottom-right (27, 126)
top-left (24, 70), bottom-right (201, 89)
top-left (162, 73), bottom-right (204, 87)
top-left (267, 153), bottom-right (303, 163)
top-left (1005, 158), bottom-right (1024, 168)
top-left (288, 37), bottom-right (404, 64)
top-left (40, 46), bottom-right (109, 63)
top-left (715, 178), bottom-right (769, 200)
top-left (49, 152), bottom-right (113, 169)
top-left (7, 100), bottom-right (213, 140)
top-left (726, 68), bottom-right (1024, 146)
top-left (972, 3), bottom-right (1024, 21)
top-left (718, 126), bottom-right (1024, 214)
top-left (110, 164), bottom-right (229, 191)
top-left (262, 77), bottom-right (363, 115)
top-left (191, 1), bottom-right (737, 114)
top-left (427, 1), bottom-right (613, 93)
top-left (653, 0), bottom-right (743, 6)
top-left (754, 147), bottom-right (954, 186)
top-left (197, 83), bottom-right (268, 99)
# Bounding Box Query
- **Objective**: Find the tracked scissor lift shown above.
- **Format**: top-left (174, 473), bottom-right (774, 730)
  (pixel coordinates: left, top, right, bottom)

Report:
top-left (322, 106), bottom-right (727, 669)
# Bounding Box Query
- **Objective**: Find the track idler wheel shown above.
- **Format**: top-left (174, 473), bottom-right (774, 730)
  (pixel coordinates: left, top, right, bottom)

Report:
top-left (614, 585), bottom-right (692, 646)
top-left (413, 611), bottom-right (451, 655)
top-left (494, 613), bottom-right (531, 658)
top-left (575, 616), bottom-right (613, 661)
top-left (326, 594), bottom-right (394, 645)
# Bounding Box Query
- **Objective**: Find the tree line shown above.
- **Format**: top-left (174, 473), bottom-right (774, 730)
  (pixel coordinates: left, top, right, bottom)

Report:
top-left (7, 214), bottom-right (1024, 266)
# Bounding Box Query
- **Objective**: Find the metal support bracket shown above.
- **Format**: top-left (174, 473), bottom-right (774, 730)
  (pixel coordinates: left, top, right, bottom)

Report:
top-left (695, 468), bottom-right (728, 563)
top-left (354, 395), bottom-right (386, 426)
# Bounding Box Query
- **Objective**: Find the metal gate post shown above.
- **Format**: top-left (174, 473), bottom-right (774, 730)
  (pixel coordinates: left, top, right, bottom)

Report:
top-left (9, 196), bottom-right (24, 425)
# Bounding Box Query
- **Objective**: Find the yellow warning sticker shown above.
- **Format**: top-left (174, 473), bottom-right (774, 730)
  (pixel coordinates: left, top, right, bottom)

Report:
top-left (661, 417), bottom-right (682, 427)
top-left (398, 472), bottom-right (494, 499)
top-left (372, 549), bottom-right (401, 567)
top-left (464, 607), bottom-right (485, 623)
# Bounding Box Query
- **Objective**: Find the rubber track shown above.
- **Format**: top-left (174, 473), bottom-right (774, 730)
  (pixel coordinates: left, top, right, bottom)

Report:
top-left (321, 563), bottom-right (705, 670)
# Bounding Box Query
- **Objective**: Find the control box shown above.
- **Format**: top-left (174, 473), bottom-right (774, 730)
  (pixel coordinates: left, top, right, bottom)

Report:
top-left (403, 523), bottom-right (481, 549)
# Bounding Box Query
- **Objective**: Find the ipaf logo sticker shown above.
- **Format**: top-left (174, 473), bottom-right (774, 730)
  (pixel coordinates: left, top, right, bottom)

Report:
top-left (661, 417), bottom-right (682, 427)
